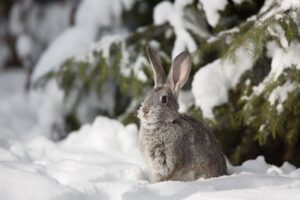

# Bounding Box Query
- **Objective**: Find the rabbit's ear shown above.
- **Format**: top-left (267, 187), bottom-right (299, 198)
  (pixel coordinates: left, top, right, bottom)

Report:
top-left (146, 46), bottom-right (166, 88)
top-left (167, 51), bottom-right (192, 96)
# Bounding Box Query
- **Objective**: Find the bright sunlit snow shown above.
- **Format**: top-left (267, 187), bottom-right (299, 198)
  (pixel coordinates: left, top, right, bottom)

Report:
top-left (1, 0), bottom-right (300, 199)
top-left (192, 49), bottom-right (253, 118)
top-left (32, 0), bottom-right (136, 81)
top-left (1, 71), bottom-right (300, 200)
top-left (198, 0), bottom-right (228, 27)
top-left (154, 0), bottom-right (197, 58)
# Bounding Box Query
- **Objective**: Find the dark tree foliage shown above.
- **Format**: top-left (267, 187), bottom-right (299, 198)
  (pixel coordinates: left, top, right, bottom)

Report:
top-left (34, 0), bottom-right (300, 167)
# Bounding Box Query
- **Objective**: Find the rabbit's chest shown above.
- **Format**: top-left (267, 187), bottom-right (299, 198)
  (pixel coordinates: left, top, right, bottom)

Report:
top-left (141, 125), bottom-right (179, 142)
top-left (140, 126), bottom-right (181, 155)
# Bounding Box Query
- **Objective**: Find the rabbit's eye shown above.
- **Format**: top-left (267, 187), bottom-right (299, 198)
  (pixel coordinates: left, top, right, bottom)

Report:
top-left (160, 95), bottom-right (168, 104)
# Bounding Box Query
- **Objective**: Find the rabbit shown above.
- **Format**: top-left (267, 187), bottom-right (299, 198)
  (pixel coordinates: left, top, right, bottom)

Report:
top-left (137, 47), bottom-right (227, 182)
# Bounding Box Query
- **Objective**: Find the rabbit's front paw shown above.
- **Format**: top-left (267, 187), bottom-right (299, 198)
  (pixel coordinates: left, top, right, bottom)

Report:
top-left (150, 151), bottom-right (171, 177)
top-left (150, 173), bottom-right (166, 183)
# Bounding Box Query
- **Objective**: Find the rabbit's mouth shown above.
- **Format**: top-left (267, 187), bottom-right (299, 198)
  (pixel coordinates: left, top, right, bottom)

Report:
top-left (137, 106), bottom-right (160, 126)
top-left (138, 104), bottom-right (178, 128)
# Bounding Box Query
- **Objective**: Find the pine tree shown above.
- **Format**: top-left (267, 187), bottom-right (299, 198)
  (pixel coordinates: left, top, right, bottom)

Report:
top-left (34, 0), bottom-right (300, 166)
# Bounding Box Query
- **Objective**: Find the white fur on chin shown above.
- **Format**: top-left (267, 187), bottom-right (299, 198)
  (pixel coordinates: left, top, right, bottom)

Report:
top-left (137, 107), bottom-right (160, 129)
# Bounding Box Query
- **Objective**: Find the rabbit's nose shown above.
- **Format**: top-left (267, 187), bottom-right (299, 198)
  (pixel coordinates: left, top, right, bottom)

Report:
top-left (142, 106), bottom-right (149, 114)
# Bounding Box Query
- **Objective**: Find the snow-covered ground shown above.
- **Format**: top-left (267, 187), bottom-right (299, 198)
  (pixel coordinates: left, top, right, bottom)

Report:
top-left (0, 70), bottom-right (300, 200)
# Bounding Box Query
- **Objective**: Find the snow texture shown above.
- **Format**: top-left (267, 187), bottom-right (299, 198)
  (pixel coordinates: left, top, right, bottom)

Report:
top-left (192, 40), bottom-right (300, 118)
top-left (232, 0), bottom-right (248, 5)
top-left (76, 0), bottom-right (134, 30)
top-left (268, 80), bottom-right (296, 113)
top-left (192, 0), bottom-right (300, 118)
top-left (9, 0), bottom-right (73, 66)
top-left (281, 0), bottom-right (300, 10)
top-left (267, 41), bottom-right (300, 80)
top-left (74, 31), bottom-right (148, 82)
top-left (16, 34), bottom-right (33, 59)
top-left (192, 49), bottom-right (253, 118)
top-left (32, 26), bottom-right (96, 81)
top-left (1, 70), bottom-right (300, 200)
top-left (260, 0), bottom-right (300, 21)
top-left (253, 41), bottom-right (300, 96)
top-left (154, 0), bottom-right (197, 58)
top-left (198, 0), bottom-right (228, 27)
top-left (2, 0), bottom-right (300, 199)
top-left (268, 81), bottom-right (295, 106)
top-left (0, 70), bottom-right (65, 141)
top-left (32, 0), bottom-right (135, 81)
top-left (9, 1), bottom-right (72, 44)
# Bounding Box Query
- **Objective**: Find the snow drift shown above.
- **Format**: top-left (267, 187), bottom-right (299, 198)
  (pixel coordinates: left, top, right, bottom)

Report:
top-left (1, 71), bottom-right (300, 200)
top-left (1, 116), bottom-right (300, 200)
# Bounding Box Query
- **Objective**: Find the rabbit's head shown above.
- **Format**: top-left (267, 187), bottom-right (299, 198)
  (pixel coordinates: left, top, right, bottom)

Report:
top-left (138, 47), bottom-right (192, 127)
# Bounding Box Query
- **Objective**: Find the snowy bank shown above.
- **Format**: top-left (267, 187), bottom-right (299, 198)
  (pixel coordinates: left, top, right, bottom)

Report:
top-left (0, 113), bottom-right (300, 199)
top-left (0, 70), bottom-right (300, 200)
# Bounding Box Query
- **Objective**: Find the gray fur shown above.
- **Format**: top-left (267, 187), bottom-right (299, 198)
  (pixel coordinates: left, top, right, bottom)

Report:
top-left (138, 48), bottom-right (227, 182)
top-left (146, 46), bottom-right (166, 88)
top-left (167, 51), bottom-right (191, 96)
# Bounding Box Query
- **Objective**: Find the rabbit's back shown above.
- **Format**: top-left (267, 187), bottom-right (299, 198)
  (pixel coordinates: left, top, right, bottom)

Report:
top-left (174, 115), bottom-right (227, 179)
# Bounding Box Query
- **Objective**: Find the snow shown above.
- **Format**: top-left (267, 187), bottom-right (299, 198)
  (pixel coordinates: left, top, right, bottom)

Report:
top-left (2, 132), bottom-right (300, 200)
top-left (192, 0), bottom-right (300, 118)
top-left (76, 0), bottom-right (134, 30)
top-left (9, 1), bottom-right (72, 43)
top-left (0, 70), bottom-right (38, 141)
top-left (260, 0), bottom-right (300, 21)
top-left (9, 0), bottom-right (73, 65)
top-left (275, 25), bottom-right (289, 48)
top-left (193, 40), bottom-right (300, 118)
top-left (75, 32), bottom-right (148, 82)
top-left (31, 81), bottom-right (66, 140)
top-left (2, 0), bottom-right (300, 198)
top-left (0, 70), bottom-right (65, 142)
top-left (153, 0), bottom-right (197, 58)
top-left (281, 0), bottom-right (300, 10)
top-left (198, 0), bottom-right (228, 27)
top-left (232, 0), bottom-right (247, 5)
top-left (268, 79), bottom-right (296, 114)
top-left (32, 0), bottom-right (135, 81)
top-left (131, 55), bottom-right (148, 82)
top-left (62, 117), bottom-right (140, 157)
top-left (16, 34), bottom-right (33, 59)
top-left (268, 41), bottom-right (300, 79)
top-left (259, 0), bottom-right (284, 15)
top-left (253, 41), bottom-right (300, 96)
top-left (192, 49), bottom-right (254, 118)
top-left (75, 33), bottom-right (126, 63)
top-left (32, 27), bottom-right (95, 81)
top-left (268, 80), bottom-right (295, 106)
top-left (1, 70), bottom-right (300, 199)
top-left (178, 90), bottom-right (194, 113)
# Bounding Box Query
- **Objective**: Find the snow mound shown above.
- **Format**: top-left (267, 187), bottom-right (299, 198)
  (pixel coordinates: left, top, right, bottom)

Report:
top-left (192, 49), bottom-right (253, 118)
top-left (62, 116), bottom-right (140, 158)
top-left (1, 112), bottom-right (300, 199)
top-left (0, 115), bottom-right (147, 200)
top-left (1, 72), bottom-right (300, 200)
